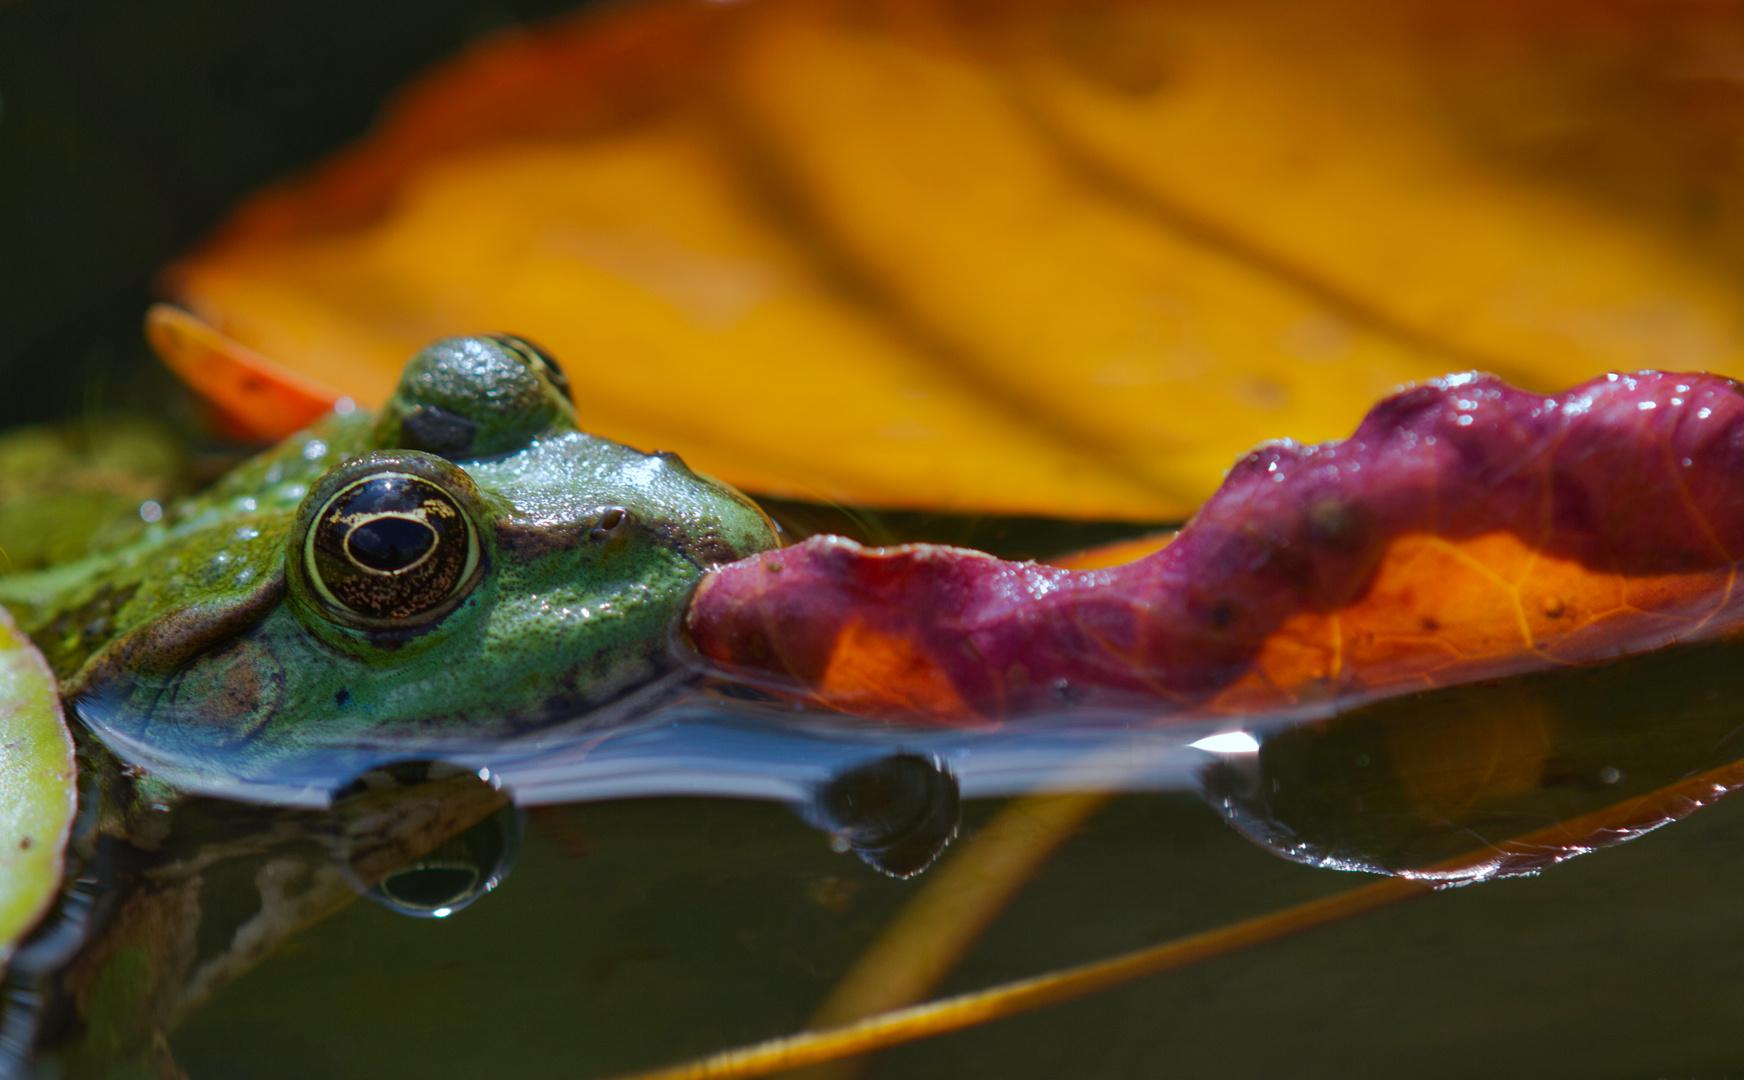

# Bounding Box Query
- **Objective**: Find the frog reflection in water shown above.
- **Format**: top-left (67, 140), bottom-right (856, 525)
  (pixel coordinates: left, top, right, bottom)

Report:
top-left (0, 335), bottom-right (780, 749)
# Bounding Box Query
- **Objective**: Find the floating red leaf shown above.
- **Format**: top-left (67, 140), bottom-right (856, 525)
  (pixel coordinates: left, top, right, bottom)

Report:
top-left (688, 370), bottom-right (1744, 724)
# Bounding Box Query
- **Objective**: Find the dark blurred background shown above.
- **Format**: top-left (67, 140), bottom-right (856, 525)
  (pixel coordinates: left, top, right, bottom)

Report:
top-left (0, 0), bottom-right (588, 428)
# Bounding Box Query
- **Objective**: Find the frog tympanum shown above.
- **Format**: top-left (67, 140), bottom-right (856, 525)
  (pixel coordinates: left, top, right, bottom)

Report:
top-left (0, 335), bottom-right (780, 772)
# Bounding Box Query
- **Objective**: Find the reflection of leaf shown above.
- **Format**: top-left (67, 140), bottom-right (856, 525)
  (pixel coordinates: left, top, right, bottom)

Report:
top-left (0, 606), bottom-right (76, 965)
top-left (689, 371), bottom-right (1744, 724)
top-left (159, 0), bottom-right (1744, 519)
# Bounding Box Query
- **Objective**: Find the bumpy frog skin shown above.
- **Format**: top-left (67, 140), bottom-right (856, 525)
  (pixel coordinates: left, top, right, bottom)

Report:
top-left (0, 336), bottom-right (779, 765)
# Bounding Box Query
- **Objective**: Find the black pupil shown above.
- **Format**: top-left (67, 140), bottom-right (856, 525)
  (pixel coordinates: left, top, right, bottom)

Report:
top-left (348, 516), bottom-right (437, 572)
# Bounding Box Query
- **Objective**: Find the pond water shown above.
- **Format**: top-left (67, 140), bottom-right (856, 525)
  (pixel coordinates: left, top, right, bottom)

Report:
top-left (161, 788), bottom-right (1744, 1080)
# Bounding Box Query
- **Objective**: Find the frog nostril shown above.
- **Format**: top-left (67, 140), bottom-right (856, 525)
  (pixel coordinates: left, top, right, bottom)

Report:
top-left (590, 507), bottom-right (627, 543)
top-left (347, 516), bottom-right (438, 573)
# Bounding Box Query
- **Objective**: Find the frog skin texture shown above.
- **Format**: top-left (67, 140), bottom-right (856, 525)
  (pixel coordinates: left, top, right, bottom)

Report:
top-left (0, 336), bottom-right (780, 753)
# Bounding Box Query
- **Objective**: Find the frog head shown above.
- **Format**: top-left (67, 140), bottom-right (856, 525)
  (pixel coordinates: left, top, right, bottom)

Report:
top-left (42, 335), bottom-right (780, 783)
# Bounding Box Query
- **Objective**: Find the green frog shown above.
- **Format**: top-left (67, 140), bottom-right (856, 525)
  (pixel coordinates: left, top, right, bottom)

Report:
top-left (0, 334), bottom-right (780, 782)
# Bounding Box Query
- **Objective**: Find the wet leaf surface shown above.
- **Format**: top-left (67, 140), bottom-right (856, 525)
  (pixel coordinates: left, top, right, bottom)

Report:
top-left (159, 0), bottom-right (1744, 519)
top-left (0, 605), bottom-right (76, 966)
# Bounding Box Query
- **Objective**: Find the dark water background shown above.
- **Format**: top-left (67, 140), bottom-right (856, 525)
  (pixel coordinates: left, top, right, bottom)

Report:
top-left (0, 0), bottom-right (585, 429)
top-left (5, 1), bottom-right (1744, 1076)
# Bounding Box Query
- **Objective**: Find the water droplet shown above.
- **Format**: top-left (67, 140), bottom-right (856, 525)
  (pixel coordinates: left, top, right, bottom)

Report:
top-left (303, 440), bottom-right (329, 461)
top-left (138, 500), bottom-right (163, 523)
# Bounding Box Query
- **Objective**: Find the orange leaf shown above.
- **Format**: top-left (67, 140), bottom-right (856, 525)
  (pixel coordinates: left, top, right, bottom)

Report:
top-left (159, 0), bottom-right (1744, 519)
top-left (143, 305), bottom-right (338, 441)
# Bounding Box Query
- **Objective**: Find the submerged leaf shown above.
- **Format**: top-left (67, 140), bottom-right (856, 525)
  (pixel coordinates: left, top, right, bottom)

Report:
top-left (688, 370), bottom-right (1744, 724)
top-left (160, 0), bottom-right (1744, 518)
top-left (0, 606), bottom-right (76, 965)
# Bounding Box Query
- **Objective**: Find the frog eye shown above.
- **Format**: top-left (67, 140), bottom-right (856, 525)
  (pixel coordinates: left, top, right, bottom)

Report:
top-left (302, 466), bottom-right (481, 625)
top-left (482, 333), bottom-right (571, 399)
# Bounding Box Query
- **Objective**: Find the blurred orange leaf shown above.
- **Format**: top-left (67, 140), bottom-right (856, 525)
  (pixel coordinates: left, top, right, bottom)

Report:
top-left (162, 0), bottom-right (1744, 519)
top-left (144, 305), bottom-right (338, 441)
